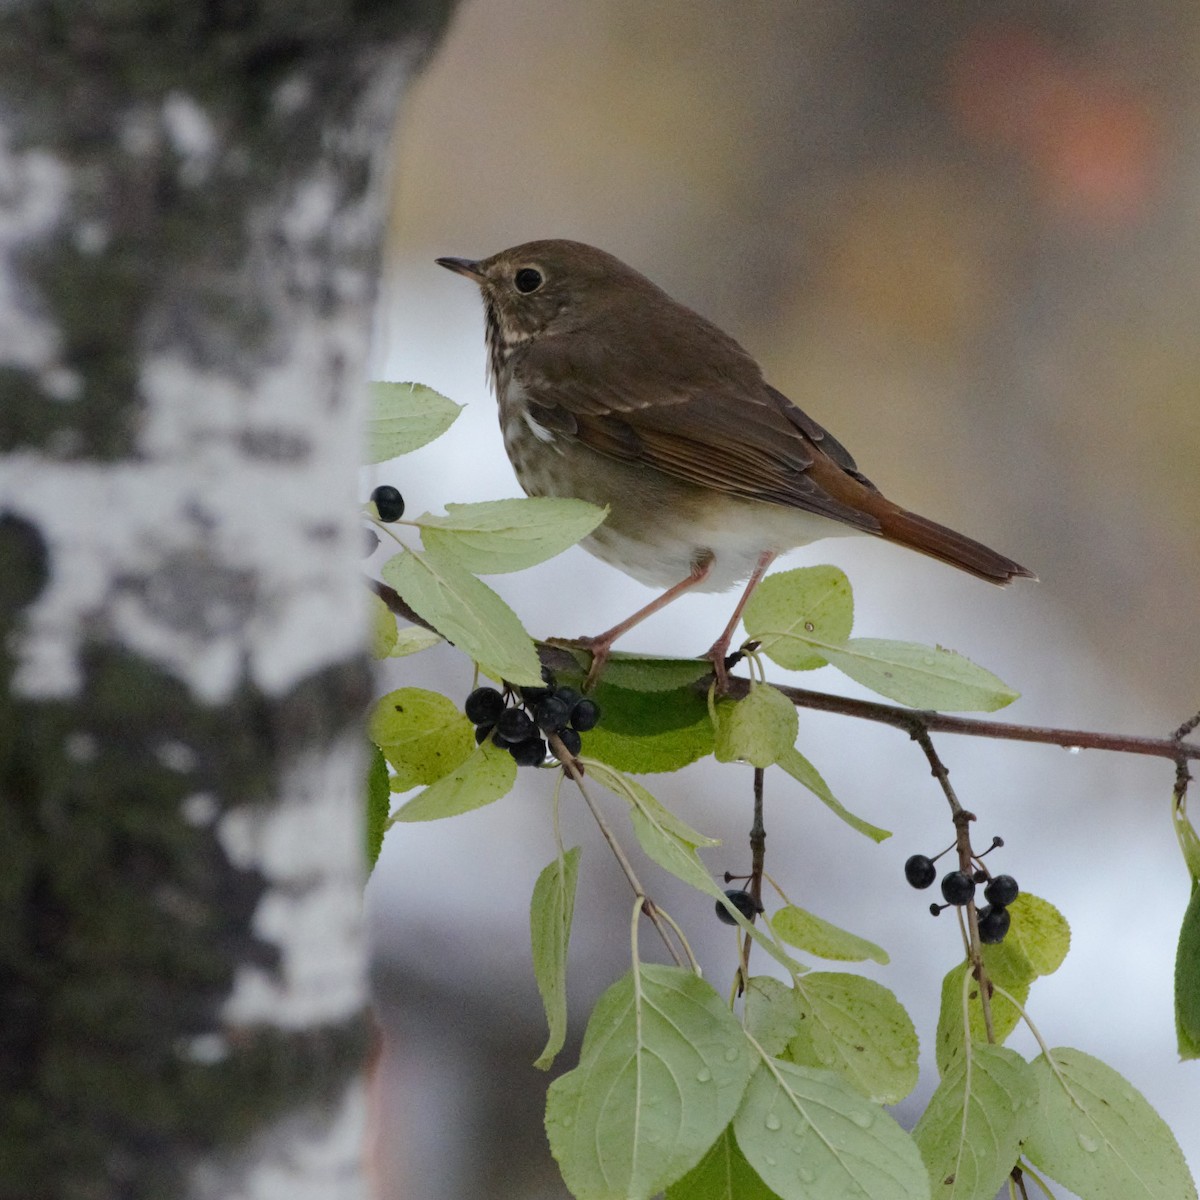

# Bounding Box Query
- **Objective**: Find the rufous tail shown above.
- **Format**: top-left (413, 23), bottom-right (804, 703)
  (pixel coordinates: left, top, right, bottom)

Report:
top-left (878, 506), bottom-right (1036, 584)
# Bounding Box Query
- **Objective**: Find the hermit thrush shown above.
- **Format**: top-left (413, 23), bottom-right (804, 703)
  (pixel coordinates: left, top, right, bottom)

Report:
top-left (437, 240), bottom-right (1032, 686)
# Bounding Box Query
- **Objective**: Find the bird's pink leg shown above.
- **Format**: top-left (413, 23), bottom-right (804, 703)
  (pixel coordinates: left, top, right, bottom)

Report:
top-left (574, 558), bottom-right (714, 690)
top-left (703, 550), bottom-right (777, 692)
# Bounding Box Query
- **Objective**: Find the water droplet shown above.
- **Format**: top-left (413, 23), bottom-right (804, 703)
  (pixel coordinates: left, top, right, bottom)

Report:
top-left (798, 1166), bottom-right (816, 1183)
top-left (1067, 745), bottom-right (1081, 755)
top-left (696, 1067), bottom-right (712, 1083)
top-left (1077, 1133), bottom-right (1100, 1153)
top-left (850, 1110), bottom-right (874, 1129)
top-left (887, 1050), bottom-right (909, 1067)
top-left (724, 1047), bottom-right (741, 1061)
top-left (804, 622), bottom-right (815, 632)
top-left (765, 1114), bottom-right (782, 1131)
top-left (765, 1155), bottom-right (777, 1167)
top-left (561, 1116), bottom-right (573, 1128)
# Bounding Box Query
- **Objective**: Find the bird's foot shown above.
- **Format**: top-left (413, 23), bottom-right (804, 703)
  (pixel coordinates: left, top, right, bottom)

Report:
top-left (545, 634), bottom-right (613, 692)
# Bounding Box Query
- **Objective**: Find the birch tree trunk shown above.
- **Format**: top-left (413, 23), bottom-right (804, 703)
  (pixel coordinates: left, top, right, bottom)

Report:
top-left (0, 4), bottom-right (453, 1196)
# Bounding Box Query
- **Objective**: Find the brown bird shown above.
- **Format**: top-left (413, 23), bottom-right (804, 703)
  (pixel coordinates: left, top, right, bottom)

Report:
top-left (437, 240), bottom-right (1033, 687)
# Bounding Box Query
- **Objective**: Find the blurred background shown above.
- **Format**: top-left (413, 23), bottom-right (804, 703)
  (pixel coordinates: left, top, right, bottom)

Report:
top-left (368, 2), bottom-right (1200, 1196)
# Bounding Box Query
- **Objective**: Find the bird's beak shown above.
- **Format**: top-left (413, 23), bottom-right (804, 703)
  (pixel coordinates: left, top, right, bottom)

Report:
top-left (436, 256), bottom-right (486, 282)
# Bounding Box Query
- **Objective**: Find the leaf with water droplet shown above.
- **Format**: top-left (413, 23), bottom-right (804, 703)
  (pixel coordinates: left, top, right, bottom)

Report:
top-left (734, 1058), bottom-right (929, 1200)
top-left (913, 1042), bottom-right (1037, 1199)
top-left (1023, 1047), bottom-right (1197, 1200)
top-left (546, 964), bottom-right (755, 1200)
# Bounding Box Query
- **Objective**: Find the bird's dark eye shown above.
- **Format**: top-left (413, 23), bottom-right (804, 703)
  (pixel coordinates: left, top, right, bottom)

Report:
top-left (514, 267), bottom-right (543, 294)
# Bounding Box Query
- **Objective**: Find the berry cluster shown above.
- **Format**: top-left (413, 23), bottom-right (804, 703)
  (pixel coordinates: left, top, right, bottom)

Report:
top-left (904, 837), bottom-right (1020, 944)
top-left (465, 678), bottom-right (600, 768)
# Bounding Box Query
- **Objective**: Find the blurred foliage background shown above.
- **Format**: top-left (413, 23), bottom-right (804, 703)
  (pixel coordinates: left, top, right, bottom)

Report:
top-left (369, 2), bottom-right (1200, 1196)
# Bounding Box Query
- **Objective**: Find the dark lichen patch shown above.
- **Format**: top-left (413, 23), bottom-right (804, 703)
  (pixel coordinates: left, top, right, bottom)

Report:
top-left (0, 634), bottom-right (371, 1198)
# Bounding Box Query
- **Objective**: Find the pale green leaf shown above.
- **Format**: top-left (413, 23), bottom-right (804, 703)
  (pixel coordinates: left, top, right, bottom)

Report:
top-left (935, 961), bottom-right (1028, 1077)
top-left (713, 684), bottom-right (798, 768)
top-left (418, 497), bottom-right (607, 573)
top-left (981, 893), bottom-right (1070, 987)
top-left (365, 381), bottom-right (462, 463)
top-left (821, 638), bottom-right (1018, 712)
top-left (389, 624), bottom-right (444, 657)
top-left (786, 973), bottom-right (919, 1106)
top-left (366, 744), bottom-right (389, 873)
top-left (912, 1043), bottom-right (1038, 1200)
top-left (545, 965), bottom-right (755, 1200)
top-left (744, 976), bottom-right (804, 1060)
top-left (733, 1057), bottom-right (930, 1200)
top-left (1177, 884), bottom-right (1200, 1059)
top-left (777, 746), bottom-right (891, 842)
top-left (742, 565), bottom-right (854, 671)
top-left (1024, 1047), bottom-right (1197, 1200)
top-left (369, 589), bottom-right (399, 658)
top-left (665, 1126), bottom-right (778, 1200)
top-left (382, 546), bottom-right (543, 685)
top-left (367, 687), bottom-right (473, 790)
top-left (595, 653), bottom-right (713, 692)
top-left (388, 738), bottom-right (517, 823)
top-left (531, 847), bottom-right (581, 1070)
top-left (771, 906), bottom-right (889, 965)
top-left (598, 768), bottom-right (719, 849)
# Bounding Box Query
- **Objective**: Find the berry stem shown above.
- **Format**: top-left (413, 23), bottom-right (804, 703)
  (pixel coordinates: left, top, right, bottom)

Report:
top-left (558, 751), bottom-right (685, 968)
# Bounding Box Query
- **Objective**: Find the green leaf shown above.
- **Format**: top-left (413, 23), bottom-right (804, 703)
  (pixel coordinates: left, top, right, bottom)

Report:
top-left (365, 381), bottom-right (462, 463)
top-left (383, 546), bottom-right (543, 685)
top-left (563, 673), bottom-right (714, 773)
top-left (365, 744), bottom-right (389, 873)
top-left (545, 965), bottom-right (755, 1200)
top-left (713, 684), bottom-right (798, 768)
top-left (388, 624), bottom-right (444, 657)
top-left (369, 589), bottom-right (398, 658)
top-left (367, 687), bottom-right (474, 790)
top-left (593, 653), bottom-right (713, 693)
top-left (742, 565), bottom-right (854, 671)
top-left (389, 738), bottom-right (517, 823)
top-left (531, 846), bottom-right (581, 1070)
top-left (1177, 884), bottom-right (1200, 1059)
top-left (1024, 1047), bottom-right (1197, 1200)
top-left (785, 973), bottom-right (919, 1106)
top-left (821, 638), bottom-right (1019, 712)
top-left (981, 893), bottom-right (1070, 987)
top-left (912, 1043), bottom-right (1038, 1200)
top-left (771, 906), bottom-right (889, 965)
top-left (776, 747), bottom-right (891, 842)
top-left (1173, 793), bottom-right (1200, 880)
top-left (665, 1126), bottom-right (778, 1200)
top-left (733, 1057), bottom-right (929, 1200)
top-left (744, 976), bottom-right (804, 1059)
top-left (418, 497), bottom-right (607, 574)
top-left (935, 961), bottom-right (1027, 1077)
top-left (602, 770), bottom-right (719, 849)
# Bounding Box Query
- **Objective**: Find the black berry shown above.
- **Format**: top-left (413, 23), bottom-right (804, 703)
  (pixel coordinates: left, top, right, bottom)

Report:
top-left (534, 695), bottom-right (571, 733)
top-left (495, 708), bottom-right (535, 744)
top-left (984, 874), bottom-right (1019, 908)
top-left (904, 854), bottom-right (937, 889)
top-left (940, 871), bottom-right (976, 906)
top-left (553, 727), bottom-right (582, 758)
top-left (371, 485), bottom-right (405, 522)
top-left (977, 904), bottom-right (1011, 944)
top-left (553, 686), bottom-right (583, 712)
top-left (715, 889), bottom-right (759, 926)
top-left (569, 697), bottom-right (601, 731)
top-left (519, 685), bottom-right (553, 707)
top-left (465, 687), bottom-right (505, 726)
top-left (509, 736), bottom-right (547, 767)
top-left (474, 723), bottom-right (494, 745)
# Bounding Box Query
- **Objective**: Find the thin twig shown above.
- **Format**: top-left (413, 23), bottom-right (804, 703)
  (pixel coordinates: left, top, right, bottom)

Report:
top-left (550, 734), bottom-right (685, 967)
top-left (913, 728), bottom-right (996, 1043)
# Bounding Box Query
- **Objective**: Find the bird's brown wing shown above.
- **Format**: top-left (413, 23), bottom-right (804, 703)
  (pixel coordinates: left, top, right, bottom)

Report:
top-left (516, 335), bottom-right (884, 533)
